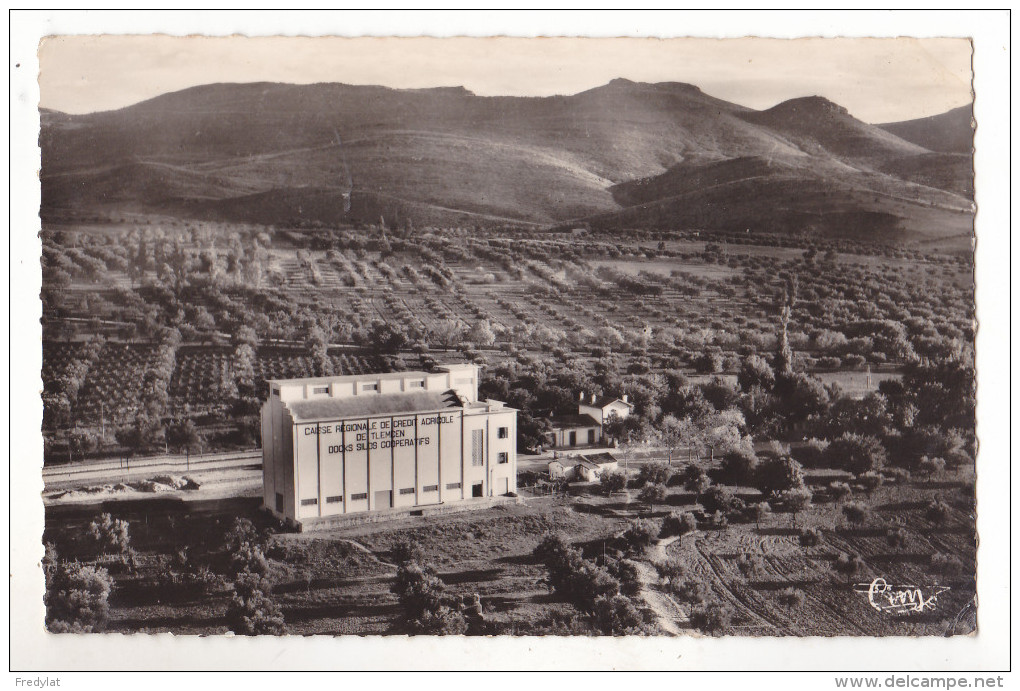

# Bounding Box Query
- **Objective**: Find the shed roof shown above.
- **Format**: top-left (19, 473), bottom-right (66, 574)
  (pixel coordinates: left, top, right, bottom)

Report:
top-left (286, 390), bottom-right (464, 422)
top-left (577, 452), bottom-right (619, 466)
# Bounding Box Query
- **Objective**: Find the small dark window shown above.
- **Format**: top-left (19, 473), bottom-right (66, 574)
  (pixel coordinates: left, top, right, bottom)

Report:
top-left (423, 484), bottom-right (439, 492)
top-left (363, 383), bottom-right (378, 391)
top-left (275, 493), bottom-right (284, 512)
top-left (326, 495), bottom-right (343, 504)
top-left (409, 380), bottom-right (424, 388)
top-left (272, 387), bottom-right (280, 396)
top-left (498, 426), bottom-right (509, 439)
top-left (472, 483), bottom-right (484, 498)
top-left (498, 452), bottom-right (509, 464)
top-left (446, 482), bottom-right (461, 490)
top-left (301, 498), bottom-right (318, 506)
top-left (351, 492), bottom-right (368, 501)
top-left (399, 487), bottom-right (415, 495)
top-left (313, 386), bottom-right (329, 395)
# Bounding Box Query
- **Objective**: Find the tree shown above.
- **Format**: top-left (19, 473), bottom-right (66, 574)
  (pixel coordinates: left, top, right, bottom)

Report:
top-left (833, 553), bottom-right (865, 584)
top-left (886, 527), bottom-right (908, 548)
top-left (738, 354), bottom-right (775, 392)
top-left (720, 449), bottom-right (758, 486)
top-left (226, 570), bottom-right (286, 635)
top-left (45, 561), bottom-right (113, 633)
top-left (842, 501), bottom-right (868, 527)
top-left (165, 418), bottom-right (203, 466)
top-left (391, 561), bottom-right (445, 621)
top-left (636, 463), bottom-right (672, 487)
top-left (592, 594), bottom-right (644, 635)
top-left (689, 600), bottom-right (734, 636)
top-left (622, 519), bottom-right (658, 554)
top-left (638, 483), bottom-right (667, 507)
top-left (798, 527), bottom-right (823, 547)
top-left (87, 513), bottom-right (131, 556)
top-left (599, 470), bottom-right (627, 496)
top-left (755, 455), bottom-right (805, 497)
top-left (826, 434), bottom-right (887, 475)
top-left (736, 550), bottom-right (764, 579)
top-left (681, 464), bottom-right (712, 500)
top-left (925, 496), bottom-right (951, 527)
top-left (700, 486), bottom-right (738, 515)
top-left (656, 414), bottom-right (687, 465)
top-left (750, 502), bottom-right (772, 530)
top-left (779, 487), bottom-right (813, 527)
top-left (661, 511), bottom-right (698, 542)
top-left (468, 319), bottom-right (496, 347)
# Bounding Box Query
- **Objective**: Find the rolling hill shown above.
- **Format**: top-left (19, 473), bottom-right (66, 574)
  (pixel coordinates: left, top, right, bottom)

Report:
top-left (40, 80), bottom-right (974, 245)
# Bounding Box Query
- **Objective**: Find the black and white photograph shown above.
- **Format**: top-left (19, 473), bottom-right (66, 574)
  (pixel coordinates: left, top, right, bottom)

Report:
top-left (9, 9), bottom-right (1011, 676)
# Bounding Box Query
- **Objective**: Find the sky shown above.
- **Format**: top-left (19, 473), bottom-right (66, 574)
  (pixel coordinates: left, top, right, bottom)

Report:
top-left (38, 35), bottom-right (973, 123)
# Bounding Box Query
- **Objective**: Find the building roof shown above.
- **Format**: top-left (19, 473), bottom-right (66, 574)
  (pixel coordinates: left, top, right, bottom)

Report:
top-left (285, 390), bottom-right (464, 422)
top-left (581, 395), bottom-right (634, 410)
top-left (577, 452), bottom-right (619, 466)
top-left (268, 364), bottom-right (476, 387)
top-left (548, 413), bottom-right (601, 429)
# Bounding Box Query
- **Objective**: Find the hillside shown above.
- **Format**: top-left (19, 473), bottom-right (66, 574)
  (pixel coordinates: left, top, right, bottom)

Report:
top-left (41, 80), bottom-right (974, 244)
top-left (878, 105), bottom-right (974, 154)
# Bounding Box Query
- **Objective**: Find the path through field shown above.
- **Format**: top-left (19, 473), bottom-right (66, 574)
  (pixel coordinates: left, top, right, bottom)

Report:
top-left (634, 535), bottom-right (686, 635)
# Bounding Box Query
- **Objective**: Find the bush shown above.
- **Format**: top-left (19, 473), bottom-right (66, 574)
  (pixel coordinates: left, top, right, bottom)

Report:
top-left (833, 553), bottom-right (865, 583)
top-left (719, 450), bottom-right (758, 485)
top-left (918, 456), bottom-right (947, 478)
top-left (535, 537), bottom-right (620, 610)
top-left (681, 464), bottom-right (712, 497)
top-left (755, 455), bottom-right (805, 497)
top-left (886, 527), bottom-right (908, 548)
top-left (661, 511), bottom-right (698, 540)
top-left (600, 470), bottom-right (627, 496)
top-left (637, 463), bottom-right (672, 487)
top-left (689, 600), bottom-right (734, 635)
top-left (669, 577), bottom-right (711, 606)
top-left (855, 471), bottom-right (884, 493)
top-left (778, 587), bottom-right (807, 608)
top-left (592, 594), bottom-right (645, 635)
top-left (829, 481), bottom-right (852, 503)
top-left (603, 557), bottom-right (642, 597)
top-left (798, 527), bottom-right (823, 547)
top-left (747, 501), bottom-right (772, 528)
top-left (622, 519), bottom-right (659, 554)
top-left (226, 570), bottom-right (286, 635)
top-left (700, 486), bottom-right (739, 514)
top-left (45, 561), bottom-right (113, 633)
top-left (735, 550), bottom-right (764, 578)
top-left (392, 561), bottom-right (445, 620)
top-left (638, 482), bottom-right (667, 506)
top-left (654, 556), bottom-right (686, 583)
top-left (792, 438), bottom-right (830, 469)
top-left (842, 502), bottom-right (868, 527)
top-left (925, 497), bottom-right (952, 526)
top-left (826, 434), bottom-right (887, 475)
top-left (390, 539), bottom-right (426, 566)
top-left (409, 608), bottom-right (469, 635)
top-left (929, 552), bottom-right (964, 579)
top-left (86, 513), bottom-right (131, 556)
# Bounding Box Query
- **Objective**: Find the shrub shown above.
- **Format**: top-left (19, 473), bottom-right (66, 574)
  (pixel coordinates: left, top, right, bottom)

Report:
top-left (755, 455), bottom-right (805, 497)
top-left (886, 527), bottom-right (908, 548)
top-left (603, 557), bottom-right (642, 597)
top-left (918, 456), bottom-right (947, 478)
top-left (791, 438), bottom-right (830, 469)
top-left (833, 553), bottom-right (865, 584)
top-left (637, 463), bottom-right (672, 487)
top-left (747, 501), bottom-right (772, 529)
top-left (600, 470), bottom-right (627, 496)
top-left (925, 497), bottom-right (952, 526)
top-left (826, 434), bottom-right (887, 475)
top-left (45, 561), bottom-right (113, 633)
top-left (669, 577), bottom-right (711, 605)
top-left (719, 450), bottom-right (758, 485)
top-left (855, 471), bottom-right (884, 493)
top-left (86, 513), bottom-right (131, 556)
top-left (390, 539), bottom-right (426, 566)
top-left (638, 482), bottom-right (667, 506)
top-left (798, 527), bottom-right (823, 547)
top-left (622, 519), bottom-right (659, 554)
top-left (735, 550), bottom-right (764, 579)
top-left (842, 502), bottom-right (868, 527)
top-left (392, 561), bottom-right (445, 620)
top-left (226, 570), bottom-right (285, 635)
top-left (535, 537), bottom-right (620, 610)
top-left (929, 552), bottom-right (964, 579)
top-left (777, 487), bottom-right (813, 527)
top-left (829, 481), bottom-right (852, 503)
top-left (689, 600), bottom-right (734, 635)
top-left (654, 556), bottom-right (686, 583)
top-left (409, 608), bottom-right (468, 635)
top-left (661, 511), bottom-right (698, 540)
top-left (592, 594), bottom-right (645, 635)
top-left (778, 587), bottom-right (807, 608)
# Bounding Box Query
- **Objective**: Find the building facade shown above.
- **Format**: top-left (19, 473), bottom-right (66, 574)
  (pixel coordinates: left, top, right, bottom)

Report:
top-left (261, 364), bottom-right (517, 527)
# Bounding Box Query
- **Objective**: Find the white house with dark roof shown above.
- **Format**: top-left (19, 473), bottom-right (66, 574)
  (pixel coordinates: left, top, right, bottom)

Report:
top-left (261, 364), bottom-right (517, 528)
top-left (578, 392), bottom-right (634, 427)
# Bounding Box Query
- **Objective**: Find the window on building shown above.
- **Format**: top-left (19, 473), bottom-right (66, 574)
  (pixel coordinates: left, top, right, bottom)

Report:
top-left (471, 429), bottom-right (484, 466)
top-left (272, 387), bottom-right (280, 396)
top-left (472, 483), bottom-right (484, 498)
top-left (326, 495), bottom-right (343, 504)
top-left (408, 380), bottom-right (424, 388)
top-left (498, 426), bottom-right (509, 439)
top-left (446, 482), bottom-right (461, 490)
top-left (363, 383), bottom-right (379, 391)
top-left (350, 492), bottom-right (368, 501)
top-left (301, 498), bottom-right (318, 506)
top-left (423, 484), bottom-right (438, 492)
top-left (498, 452), bottom-right (509, 464)
top-left (399, 487), bottom-right (415, 495)
top-left (275, 493), bottom-right (283, 512)
top-left (313, 386), bottom-right (329, 395)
